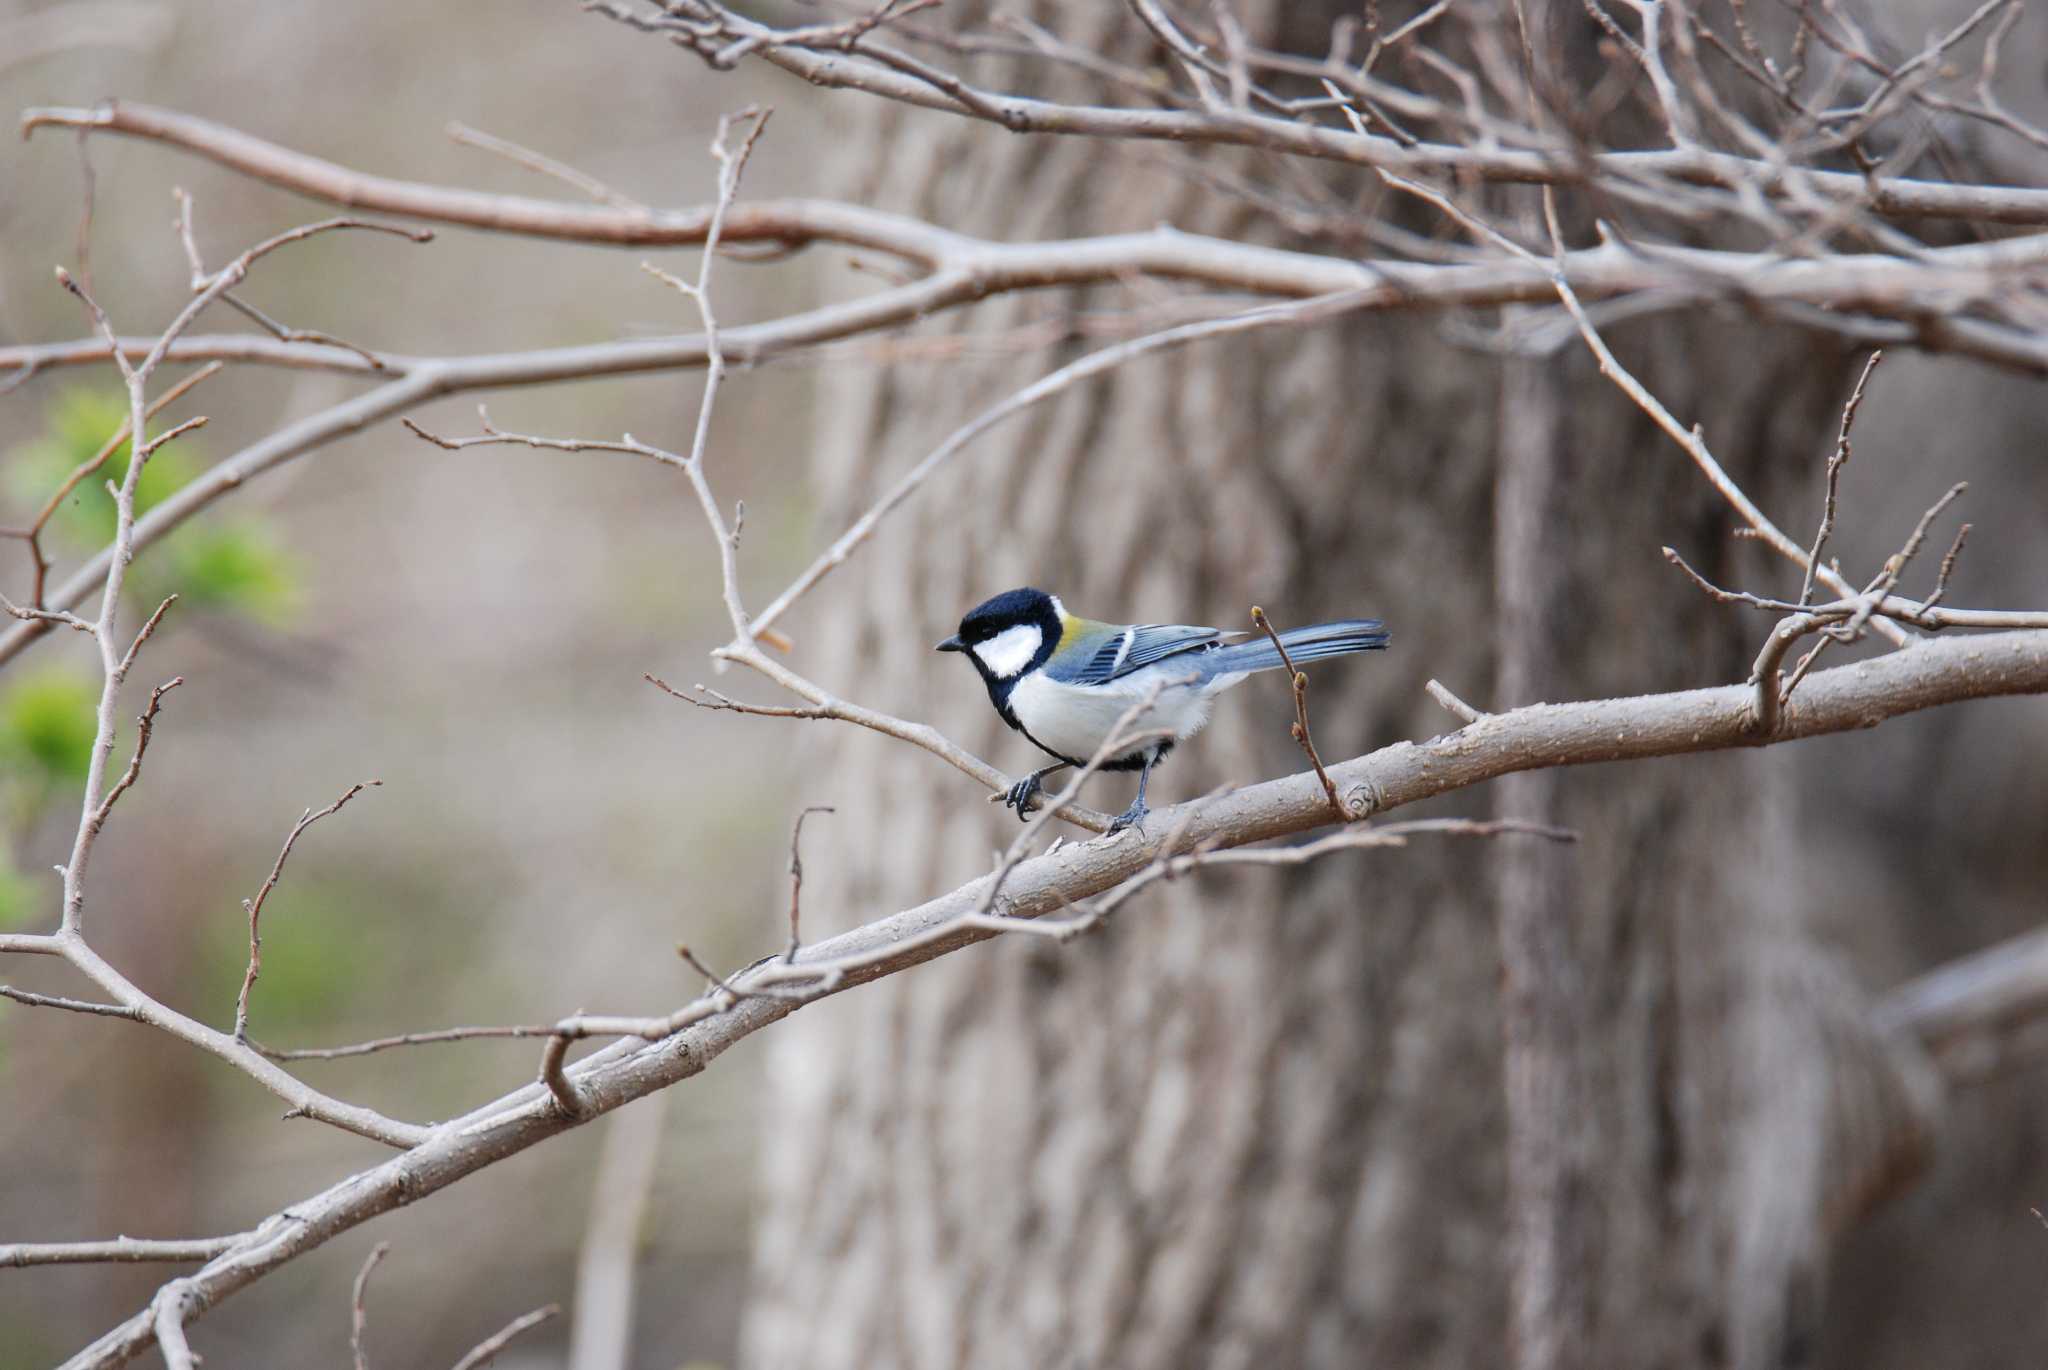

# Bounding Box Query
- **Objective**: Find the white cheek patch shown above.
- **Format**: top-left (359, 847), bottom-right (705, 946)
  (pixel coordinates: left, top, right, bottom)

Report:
top-left (973, 624), bottom-right (1043, 679)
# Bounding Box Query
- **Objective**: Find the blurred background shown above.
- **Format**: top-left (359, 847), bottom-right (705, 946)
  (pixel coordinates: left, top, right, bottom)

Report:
top-left (2, 2), bottom-right (2046, 1368)
top-left (0, 2), bottom-right (832, 1363)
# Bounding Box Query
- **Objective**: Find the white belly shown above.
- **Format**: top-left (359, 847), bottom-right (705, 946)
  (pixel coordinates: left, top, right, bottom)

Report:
top-left (1008, 664), bottom-right (1244, 763)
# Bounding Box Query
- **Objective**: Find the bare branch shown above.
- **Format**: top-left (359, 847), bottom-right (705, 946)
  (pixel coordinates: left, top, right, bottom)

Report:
top-left (0, 984), bottom-right (141, 1020)
top-left (449, 1305), bottom-right (560, 1370)
top-left (0, 1236), bottom-right (240, 1269)
top-left (91, 676), bottom-right (181, 831)
top-left (447, 118), bottom-right (646, 211)
top-left (1426, 678), bottom-right (1490, 725)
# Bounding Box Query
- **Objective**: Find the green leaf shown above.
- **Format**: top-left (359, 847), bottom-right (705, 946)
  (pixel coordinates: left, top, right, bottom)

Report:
top-left (0, 667), bottom-right (99, 787)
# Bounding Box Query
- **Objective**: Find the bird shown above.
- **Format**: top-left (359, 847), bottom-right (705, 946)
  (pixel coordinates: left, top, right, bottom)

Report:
top-left (937, 588), bottom-right (1389, 835)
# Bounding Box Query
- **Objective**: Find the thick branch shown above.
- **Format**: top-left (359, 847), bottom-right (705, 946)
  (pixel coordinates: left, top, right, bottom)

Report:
top-left (60, 627), bottom-right (2048, 1369)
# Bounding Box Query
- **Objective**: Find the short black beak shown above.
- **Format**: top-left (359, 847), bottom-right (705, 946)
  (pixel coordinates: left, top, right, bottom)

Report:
top-left (935, 635), bottom-right (965, 653)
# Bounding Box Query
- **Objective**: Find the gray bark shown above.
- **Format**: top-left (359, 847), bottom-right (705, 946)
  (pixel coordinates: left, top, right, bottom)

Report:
top-left (740, 5), bottom-right (1925, 1366)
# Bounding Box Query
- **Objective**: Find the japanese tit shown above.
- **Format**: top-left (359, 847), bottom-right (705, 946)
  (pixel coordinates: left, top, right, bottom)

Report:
top-left (937, 588), bottom-right (1389, 834)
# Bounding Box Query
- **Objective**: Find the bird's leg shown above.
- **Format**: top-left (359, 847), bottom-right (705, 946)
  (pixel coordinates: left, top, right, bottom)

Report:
top-left (1000, 762), bottom-right (1069, 820)
top-left (1106, 753), bottom-right (1156, 836)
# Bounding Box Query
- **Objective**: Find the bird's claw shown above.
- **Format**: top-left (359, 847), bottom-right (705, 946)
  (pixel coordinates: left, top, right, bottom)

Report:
top-left (1002, 771), bottom-right (1046, 820)
top-left (1104, 800), bottom-right (1149, 838)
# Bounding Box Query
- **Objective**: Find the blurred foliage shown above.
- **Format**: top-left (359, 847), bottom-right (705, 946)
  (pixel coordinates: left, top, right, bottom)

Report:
top-left (0, 667), bottom-right (95, 932)
top-left (7, 386), bottom-right (301, 622)
top-left (0, 666), bottom-right (97, 788)
top-left (194, 876), bottom-right (400, 1040)
top-left (1, 390), bottom-right (307, 921)
top-left (0, 847), bottom-right (38, 930)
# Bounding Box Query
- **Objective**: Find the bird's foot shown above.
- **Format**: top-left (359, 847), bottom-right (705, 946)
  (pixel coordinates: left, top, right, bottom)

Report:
top-left (1001, 771), bottom-right (1047, 820)
top-left (1105, 798), bottom-right (1149, 838)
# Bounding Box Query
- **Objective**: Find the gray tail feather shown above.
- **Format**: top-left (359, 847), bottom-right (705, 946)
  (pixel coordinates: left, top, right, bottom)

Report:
top-left (1210, 619), bottom-right (1390, 674)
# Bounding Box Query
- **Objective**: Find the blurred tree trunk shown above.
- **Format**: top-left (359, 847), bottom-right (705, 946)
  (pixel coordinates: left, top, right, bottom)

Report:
top-left (739, 5), bottom-right (1924, 1366)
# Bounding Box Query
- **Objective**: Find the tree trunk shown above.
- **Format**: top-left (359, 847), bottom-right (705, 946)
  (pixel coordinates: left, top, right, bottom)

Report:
top-left (739, 6), bottom-right (1923, 1365)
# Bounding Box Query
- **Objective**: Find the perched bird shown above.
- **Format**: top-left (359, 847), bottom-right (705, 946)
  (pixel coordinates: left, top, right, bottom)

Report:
top-left (937, 588), bottom-right (1389, 834)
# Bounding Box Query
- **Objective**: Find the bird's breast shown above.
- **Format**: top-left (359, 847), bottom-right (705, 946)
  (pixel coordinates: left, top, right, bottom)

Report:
top-left (1007, 669), bottom-right (1228, 764)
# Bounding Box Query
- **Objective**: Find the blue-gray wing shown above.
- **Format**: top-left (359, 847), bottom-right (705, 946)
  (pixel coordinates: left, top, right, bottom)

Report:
top-left (1049, 623), bottom-right (1227, 686)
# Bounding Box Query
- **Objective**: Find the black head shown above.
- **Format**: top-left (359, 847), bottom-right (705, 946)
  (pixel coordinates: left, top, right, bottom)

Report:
top-left (936, 587), bottom-right (1064, 683)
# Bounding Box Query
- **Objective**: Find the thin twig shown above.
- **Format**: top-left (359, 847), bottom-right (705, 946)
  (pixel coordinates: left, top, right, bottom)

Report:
top-left (235, 781), bottom-right (380, 1041)
top-left (1800, 350), bottom-right (1883, 607)
top-left (89, 676), bottom-right (180, 831)
top-left (0, 984), bottom-right (141, 1019)
top-left (251, 1023), bottom-right (563, 1060)
top-left (222, 292), bottom-right (388, 370)
top-left (449, 1305), bottom-right (561, 1370)
top-left (449, 117), bottom-right (647, 211)
top-left (539, 1031), bottom-right (589, 1120)
top-left (1251, 606), bottom-right (1351, 820)
top-left (785, 805), bottom-right (834, 961)
top-left (1426, 678), bottom-right (1489, 725)
top-left (1922, 523), bottom-right (1973, 613)
top-left (645, 675), bottom-right (824, 718)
